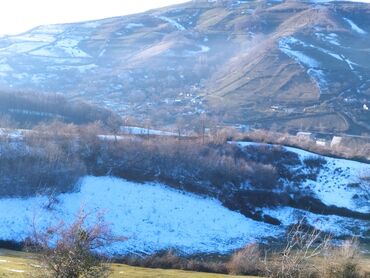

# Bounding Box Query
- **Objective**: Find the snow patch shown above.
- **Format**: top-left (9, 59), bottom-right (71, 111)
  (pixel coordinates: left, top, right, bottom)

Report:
top-left (126, 23), bottom-right (145, 29)
top-left (315, 32), bottom-right (340, 46)
top-left (155, 16), bottom-right (186, 31)
top-left (30, 38), bottom-right (90, 58)
top-left (0, 176), bottom-right (279, 255)
top-left (120, 126), bottom-right (177, 136)
top-left (234, 141), bottom-right (370, 213)
top-left (279, 37), bottom-right (319, 68)
top-left (33, 25), bottom-right (66, 35)
top-left (263, 207), bottom-right (368, 237)
top-left (343, 18), bottom-right (367, 35)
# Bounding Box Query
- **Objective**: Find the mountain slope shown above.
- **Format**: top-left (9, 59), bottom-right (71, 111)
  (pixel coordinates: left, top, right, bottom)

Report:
top-left (0, 0), bottom-right (369, 134)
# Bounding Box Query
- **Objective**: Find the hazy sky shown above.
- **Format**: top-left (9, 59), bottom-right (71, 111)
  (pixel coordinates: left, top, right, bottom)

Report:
top-left (0, 0), bottom-right (188, 35)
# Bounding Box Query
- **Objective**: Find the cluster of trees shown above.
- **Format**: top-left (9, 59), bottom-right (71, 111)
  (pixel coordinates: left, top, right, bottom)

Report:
top-left (0, 121), bottom-right (278, 198)
top-left (227, 225), bottom-right (366, 278)
top-left (28, 210), bottom-right (123, 278)
top-left (0, 91), bottom-right (120, 128)
top-left (1, 121), bottom-right (368, 224)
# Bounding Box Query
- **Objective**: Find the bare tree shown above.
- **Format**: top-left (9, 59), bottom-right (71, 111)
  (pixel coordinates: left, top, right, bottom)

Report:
top-left (175, 117), bottom-right (187, 139)
top-left (29, 210), bottom-right (125, 278)
top-left (106, 116), bottom-right (122, 142)
top-left (264, 221), bottom-right (330, 278)
top-left (359, 171), bottom-right (370, 200)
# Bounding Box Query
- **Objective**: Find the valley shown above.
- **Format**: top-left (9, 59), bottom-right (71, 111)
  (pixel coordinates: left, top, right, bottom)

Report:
top-left (0, 0), bottom-right (369, 276)
top-left (0, 0), bottom-right (369, 134)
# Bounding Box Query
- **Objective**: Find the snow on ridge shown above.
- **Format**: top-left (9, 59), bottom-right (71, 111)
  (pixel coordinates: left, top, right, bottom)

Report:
top-left (32, 25), bottom-right (66, 35)
top-left (125, 23), bottom-right (145, 29)
top-left (279, 37), bottom-right (319, 68)
top-left (279, 37), bottom-right (327, 91)
top-left (343, 18), bottom-right (367, 35)
top-left (155, 16), bottom-right (186, 31)
top-left (280, 36), bottom-right (359, 72)
top-left (0, 176), bottom-right (279, 255)
top-left (315, 32), bottom-right (341, 46)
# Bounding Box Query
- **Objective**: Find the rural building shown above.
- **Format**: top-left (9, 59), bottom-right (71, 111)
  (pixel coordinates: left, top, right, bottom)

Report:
top-left (296, 132), bottom-right (314, 141)
top-left (331, 136), bottom-right (343, 148)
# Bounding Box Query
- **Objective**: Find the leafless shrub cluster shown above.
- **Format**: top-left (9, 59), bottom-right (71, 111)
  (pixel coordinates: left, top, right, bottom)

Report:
top-left (0, 139), bottom-right (85, 197)
top-left (122, 250), bottom-right (228, 274)
top-left (320, 239), bottom-right (363, 278)
top-left (0, 121), bottom-right (281, 200)
top-left (119, 224), bottom-right (367, 278)
top-left (28, 210), bottom-right (124, 278)
top-left (226, 243), bottom-right (262, 275)
top-left (226, 224), bottom-right (366, 278)
top-left (359, 172), bottom-right (370, 200)
top-left (263, 223), bottom-right (330, 278)
top-left (0, 90), bottom-right (119, 128)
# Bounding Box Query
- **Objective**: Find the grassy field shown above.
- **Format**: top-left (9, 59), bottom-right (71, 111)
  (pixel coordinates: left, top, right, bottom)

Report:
top-left (0, 249), bottom-right (253, 278)
top-left (1, 248), bottom-right (368, 277)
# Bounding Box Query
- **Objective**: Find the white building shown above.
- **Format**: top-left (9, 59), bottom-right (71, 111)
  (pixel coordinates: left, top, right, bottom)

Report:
top-left (330, 136), bottom-right (342, 148)
top-left (316, 139), bottom-right (327, 147)
top-left (296, 131), bottom-right (314, 141)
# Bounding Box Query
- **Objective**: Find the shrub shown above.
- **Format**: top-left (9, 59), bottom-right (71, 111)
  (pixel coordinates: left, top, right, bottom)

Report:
top-left (227, 243), bottom-right (263, 275)
top-left (28, 210), bottom-right (124, 278)
top-left (123, 251), bottom-right (228, 274)
top-left (303, 156), bottom-right (327, 169)
top-left (320, 239), bottom-right (363, 278)
top-left (263, 222), bottom-right (330, 278)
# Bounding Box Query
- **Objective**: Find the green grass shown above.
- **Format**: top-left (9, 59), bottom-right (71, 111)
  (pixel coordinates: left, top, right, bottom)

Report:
top-left (111, 264), bottom-right (252, 278)
top-left (1, 248), bottom-right (368, 277)
top-left (0, 249), bottom-right (254, 277)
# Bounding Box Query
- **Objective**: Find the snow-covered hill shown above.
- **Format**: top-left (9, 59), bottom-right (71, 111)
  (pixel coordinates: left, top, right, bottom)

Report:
top-left (0, 143), bottom-right (368, 255)
top-left (236, 142), bottom-right (370, 213)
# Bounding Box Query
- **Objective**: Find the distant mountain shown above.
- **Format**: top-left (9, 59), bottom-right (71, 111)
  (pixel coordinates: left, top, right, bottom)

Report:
top-left (0, 0), bottom-right (369, 134)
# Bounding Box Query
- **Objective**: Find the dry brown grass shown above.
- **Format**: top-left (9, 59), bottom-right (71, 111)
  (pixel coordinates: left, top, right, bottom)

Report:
top-left (319, 239), bottom-right (365, 278)
top-left (237, 129), bottom-right (370, 162)
top-left (227, 244), bottom-right (263, 276)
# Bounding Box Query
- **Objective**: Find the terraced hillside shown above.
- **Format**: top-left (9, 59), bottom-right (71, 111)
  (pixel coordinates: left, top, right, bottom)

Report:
top-left (0, 0), bottom-right (369, 134)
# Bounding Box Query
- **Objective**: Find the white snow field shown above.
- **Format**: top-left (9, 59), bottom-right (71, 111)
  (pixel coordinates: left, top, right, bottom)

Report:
top-left (0, 176), bottom-right (279, 255)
